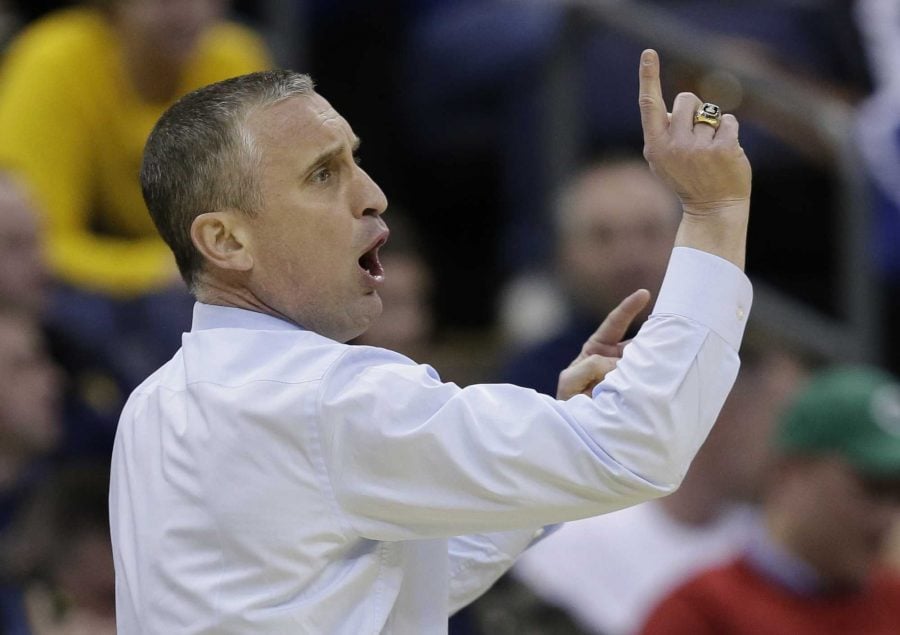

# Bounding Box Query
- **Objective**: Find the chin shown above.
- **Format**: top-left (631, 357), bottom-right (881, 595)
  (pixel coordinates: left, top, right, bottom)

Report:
top-left (364, 293), bottom-right (384, 321)
top-left (338, 306), bottom-right (384, 344)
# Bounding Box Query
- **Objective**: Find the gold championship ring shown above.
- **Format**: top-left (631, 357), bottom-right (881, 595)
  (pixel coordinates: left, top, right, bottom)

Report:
top-left (693, 102), bottom-right (722, 130)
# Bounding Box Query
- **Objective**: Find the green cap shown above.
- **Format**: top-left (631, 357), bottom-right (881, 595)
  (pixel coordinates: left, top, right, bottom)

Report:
top-left (775, 366), bottom-right (900, 478)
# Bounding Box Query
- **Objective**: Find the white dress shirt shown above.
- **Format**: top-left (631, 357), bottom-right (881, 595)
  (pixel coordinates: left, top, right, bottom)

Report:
top-left (110, 247), bottom-right (752, 634)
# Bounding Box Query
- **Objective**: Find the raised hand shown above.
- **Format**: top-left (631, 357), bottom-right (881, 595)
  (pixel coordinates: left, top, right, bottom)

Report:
top-left (639, 49), bottom-right (751, 212)
top-left (638, 49), bottom-right (751, 269)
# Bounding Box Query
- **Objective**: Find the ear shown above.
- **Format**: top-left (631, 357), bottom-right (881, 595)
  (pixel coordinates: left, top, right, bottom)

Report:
top-left (190, 211), bottom-right (254, 273)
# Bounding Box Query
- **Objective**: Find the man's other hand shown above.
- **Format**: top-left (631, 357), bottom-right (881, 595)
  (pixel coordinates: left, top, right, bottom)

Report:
top-left (557, 289), bottom-right (650, 399)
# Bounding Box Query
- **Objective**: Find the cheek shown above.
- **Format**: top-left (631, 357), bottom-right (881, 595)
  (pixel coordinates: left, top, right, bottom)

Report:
top-left (569, 246), bottom-right (613, 276)
top-left (821, 489), bottom-right (880, 545)
top-left (277, 232), bottom-right (355, 293)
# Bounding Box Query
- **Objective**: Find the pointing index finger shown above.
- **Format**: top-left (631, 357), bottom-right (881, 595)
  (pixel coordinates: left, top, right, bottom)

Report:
top-left (575, 289), bottom-right (651, 362)
top-left (639, 49), bottom-right (667, 143)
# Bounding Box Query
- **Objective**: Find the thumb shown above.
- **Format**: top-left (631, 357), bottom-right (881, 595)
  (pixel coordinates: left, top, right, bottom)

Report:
top-left (557, 354), bottom-right (618, 400)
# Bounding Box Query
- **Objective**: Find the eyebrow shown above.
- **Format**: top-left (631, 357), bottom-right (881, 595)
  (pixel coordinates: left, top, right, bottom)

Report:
top-left (304, 137), bottom-right (361, 175)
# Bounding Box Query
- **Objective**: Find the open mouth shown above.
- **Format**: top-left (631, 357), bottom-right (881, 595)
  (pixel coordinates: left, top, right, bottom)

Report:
top-left (358, 234), bottom-right (388, 280)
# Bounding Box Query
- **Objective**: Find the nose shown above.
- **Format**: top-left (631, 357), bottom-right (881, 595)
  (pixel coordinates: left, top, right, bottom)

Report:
top-left (354, 166), bottom-right (388, 218)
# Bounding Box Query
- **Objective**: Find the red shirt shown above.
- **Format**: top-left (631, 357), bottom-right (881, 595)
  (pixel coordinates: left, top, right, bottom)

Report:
top-left (640, 556), bottom-right (900, 635)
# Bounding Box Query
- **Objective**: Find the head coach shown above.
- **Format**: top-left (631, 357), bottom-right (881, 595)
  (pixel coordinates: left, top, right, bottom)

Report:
top-left (110, 50), bottom-right (753, 633)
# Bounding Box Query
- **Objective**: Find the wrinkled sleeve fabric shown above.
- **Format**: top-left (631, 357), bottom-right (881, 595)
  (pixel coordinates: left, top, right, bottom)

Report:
top-left (318, 247), bottom-right (752, 542)
top-left (447, 526), bottom-right (557, 613)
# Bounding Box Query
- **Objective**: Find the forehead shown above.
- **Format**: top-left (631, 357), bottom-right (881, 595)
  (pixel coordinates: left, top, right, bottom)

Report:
top-left (567, 166), bottom-right (678, 228)
top-left (245, 93), bottom-right (354, 158)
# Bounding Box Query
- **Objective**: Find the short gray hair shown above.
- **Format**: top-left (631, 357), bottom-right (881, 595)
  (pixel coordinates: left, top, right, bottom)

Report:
top-left (141, 70), bottom-right (315, 290)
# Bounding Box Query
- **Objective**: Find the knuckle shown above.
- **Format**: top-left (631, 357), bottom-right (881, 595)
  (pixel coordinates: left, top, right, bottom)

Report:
top-left (638, 95), bottom-right (657, 109)
top-left (674, 91), bottom-right (698, 103)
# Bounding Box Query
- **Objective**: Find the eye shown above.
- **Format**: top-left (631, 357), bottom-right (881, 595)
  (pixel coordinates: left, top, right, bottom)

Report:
top-left (311, 166), bottom-right (332, 184)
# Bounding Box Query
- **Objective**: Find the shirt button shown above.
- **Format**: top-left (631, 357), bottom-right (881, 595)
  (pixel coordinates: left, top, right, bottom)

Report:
top-left (736, 307), bottom-right (746, 321)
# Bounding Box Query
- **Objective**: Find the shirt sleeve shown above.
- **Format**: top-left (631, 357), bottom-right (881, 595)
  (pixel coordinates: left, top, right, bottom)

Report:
top-left (318, 247), bottom-right (752, 541)
top-left (446, 526), bottom-right (556, 613)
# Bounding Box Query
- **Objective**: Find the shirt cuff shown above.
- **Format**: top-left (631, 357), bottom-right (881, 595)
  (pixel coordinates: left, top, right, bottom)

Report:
top-left (653, 247), bottom-right (753, 351)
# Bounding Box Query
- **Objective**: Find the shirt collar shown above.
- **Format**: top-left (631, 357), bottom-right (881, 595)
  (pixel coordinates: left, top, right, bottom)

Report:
top-left (191, 302), bottom-right (301, 332)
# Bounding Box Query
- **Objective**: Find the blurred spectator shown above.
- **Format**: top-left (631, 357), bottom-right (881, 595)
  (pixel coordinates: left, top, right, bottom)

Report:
top-left (393, 0), bottom-right (878, 357)
top-left (0, 172), bottom-right (49, 317)
top-left (498, 157), bottom-right (679, 395)
top-left (509, 327), bottom-right (810, 635)
top-left (1, 463), bottom-right (115, 635)
top-left (0, 0), bottom-right (270, 387)
top-left (0, 308), bottom-right (60, 537)
top-left (639, 366), bottom-right (900, 635)
top-left (401, 0), bottom-right (573, 334)
top-left (0, 171), bottom-right (122, 460)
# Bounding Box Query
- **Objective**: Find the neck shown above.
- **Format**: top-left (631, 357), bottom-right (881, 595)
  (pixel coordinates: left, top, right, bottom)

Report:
top-left (195, 280), bottom-right (296, 327)
top-left (763, 505), bottom-right (866, 591)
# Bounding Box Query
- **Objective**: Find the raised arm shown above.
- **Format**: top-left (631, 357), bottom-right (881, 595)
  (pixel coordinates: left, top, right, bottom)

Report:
top-left (318, 51), bottom-right (753, 542)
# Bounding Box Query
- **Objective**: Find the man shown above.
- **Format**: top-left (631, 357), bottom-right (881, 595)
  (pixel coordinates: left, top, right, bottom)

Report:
top-left (110, 50), bottom-right (753, 632)
top-left (500, 157), bottom-right (680, 396)
top-left (639, 366), bottom-right (900, 635)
